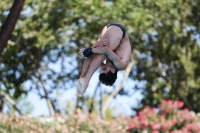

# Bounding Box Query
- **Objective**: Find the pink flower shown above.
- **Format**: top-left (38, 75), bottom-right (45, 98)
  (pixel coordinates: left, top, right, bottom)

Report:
top-left (151, 124), bottom-right (161, 130)
top-left (141, 119), bottom-right (148, 127)
top-left (127, 100), bottom-right (200, 132)
top-left (184, 108), bottom-right (189, 112)
top-left (129, 123), bottom-right (135, 129)
top-left (171, 117), bottom-right (177, 124)
top-left (178, 101), bottom-right (184, 108)
top-left (178, 119), bottom-right (183, 123)
top-left (162, 123), bottom-right (169, 131)
top-left (152, 130), bottom-right (159, 133)
top-left (171, 130), bottom-right (182, 133)
top-left (162, 100), bottom-right (167, 104)
top-left (193, 117), bottom-right (198, 121)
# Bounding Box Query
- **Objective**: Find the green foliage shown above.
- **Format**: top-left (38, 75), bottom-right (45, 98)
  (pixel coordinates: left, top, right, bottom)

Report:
top-left (14, 94), bottom-right (34, 115)
top-left (130, 0), bottom-right (200, 112)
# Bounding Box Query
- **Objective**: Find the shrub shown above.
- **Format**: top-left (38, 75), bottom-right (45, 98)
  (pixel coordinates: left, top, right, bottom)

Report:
top-left (1, 100), bottom-right (200, 133)
top-left (0, 111), bottom-right (127, 133)
top-left (127, 100), bottom-right (200, 133)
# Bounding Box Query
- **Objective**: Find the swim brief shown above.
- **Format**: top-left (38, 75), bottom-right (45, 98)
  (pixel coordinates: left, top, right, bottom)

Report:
top-left (106, 23), bottom-right (126, 39)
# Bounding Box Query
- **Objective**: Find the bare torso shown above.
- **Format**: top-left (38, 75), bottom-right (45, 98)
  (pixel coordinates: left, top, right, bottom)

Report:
top-left (101, 26), bottom-right (131, 69)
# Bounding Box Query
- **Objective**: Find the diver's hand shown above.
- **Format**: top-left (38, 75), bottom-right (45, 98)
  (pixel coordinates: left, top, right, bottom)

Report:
top-left (92, 38), bottom-right (108, 48)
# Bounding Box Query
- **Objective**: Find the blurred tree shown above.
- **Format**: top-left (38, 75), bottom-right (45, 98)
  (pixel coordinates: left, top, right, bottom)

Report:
top-left (131, 0), bottom-right (200, 112)
top-left (10, 94), bottom-right (33, 115)
top-left (0, 0), bottom-right (76, 115)
top-left (0, 0), bottom-right (24, 54)
top-left (0, 0), bottom-right (200, 117)
top-left (0, 95), bottom-right (4, 113)
top-left (0, 0), bottom-right (25, 114)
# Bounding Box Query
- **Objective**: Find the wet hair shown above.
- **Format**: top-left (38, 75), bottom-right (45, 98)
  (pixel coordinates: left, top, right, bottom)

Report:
top-left (99, 70), bottom-right (118, 86)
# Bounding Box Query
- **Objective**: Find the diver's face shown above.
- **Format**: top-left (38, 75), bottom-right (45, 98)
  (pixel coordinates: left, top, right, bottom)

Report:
top-left (100, 63), bottom-right (115, 74)
top-left (100, 64), bottom-right (111, 73)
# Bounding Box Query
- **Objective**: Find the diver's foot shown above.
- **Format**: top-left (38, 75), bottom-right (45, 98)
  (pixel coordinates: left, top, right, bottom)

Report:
top-left (76, 79), bottom-right (86, 97)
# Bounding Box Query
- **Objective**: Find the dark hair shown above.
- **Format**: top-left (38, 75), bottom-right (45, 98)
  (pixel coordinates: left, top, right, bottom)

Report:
top-left (99, 70), bottom-right (118, 86)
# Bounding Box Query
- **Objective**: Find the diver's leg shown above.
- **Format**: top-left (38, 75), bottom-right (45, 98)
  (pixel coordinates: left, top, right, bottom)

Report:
top-left (79, 26), bottom-right (108, 78)
top-left (77, 54), bottom-right (106, 96)
top-left (79, 55), bottom-right (95, 78)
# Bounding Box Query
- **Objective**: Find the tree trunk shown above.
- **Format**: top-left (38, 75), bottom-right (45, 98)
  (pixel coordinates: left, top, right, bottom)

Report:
top-left (88, 81), bottom-right (100, 114)
top-left (0, 0), bottom-right (25, 55)
top-left (0, 95), bottom-right (4, 113)
top-left (101, 59), bottom-right (135, 118)
top-left (1, 91), bottom-right (23, 115)
top-left (37, 70), bottom-right (55, 116)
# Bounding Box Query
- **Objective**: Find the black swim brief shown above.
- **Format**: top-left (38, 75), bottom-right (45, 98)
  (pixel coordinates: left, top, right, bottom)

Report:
top-left (106, 23), bottom-right (126, 39)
